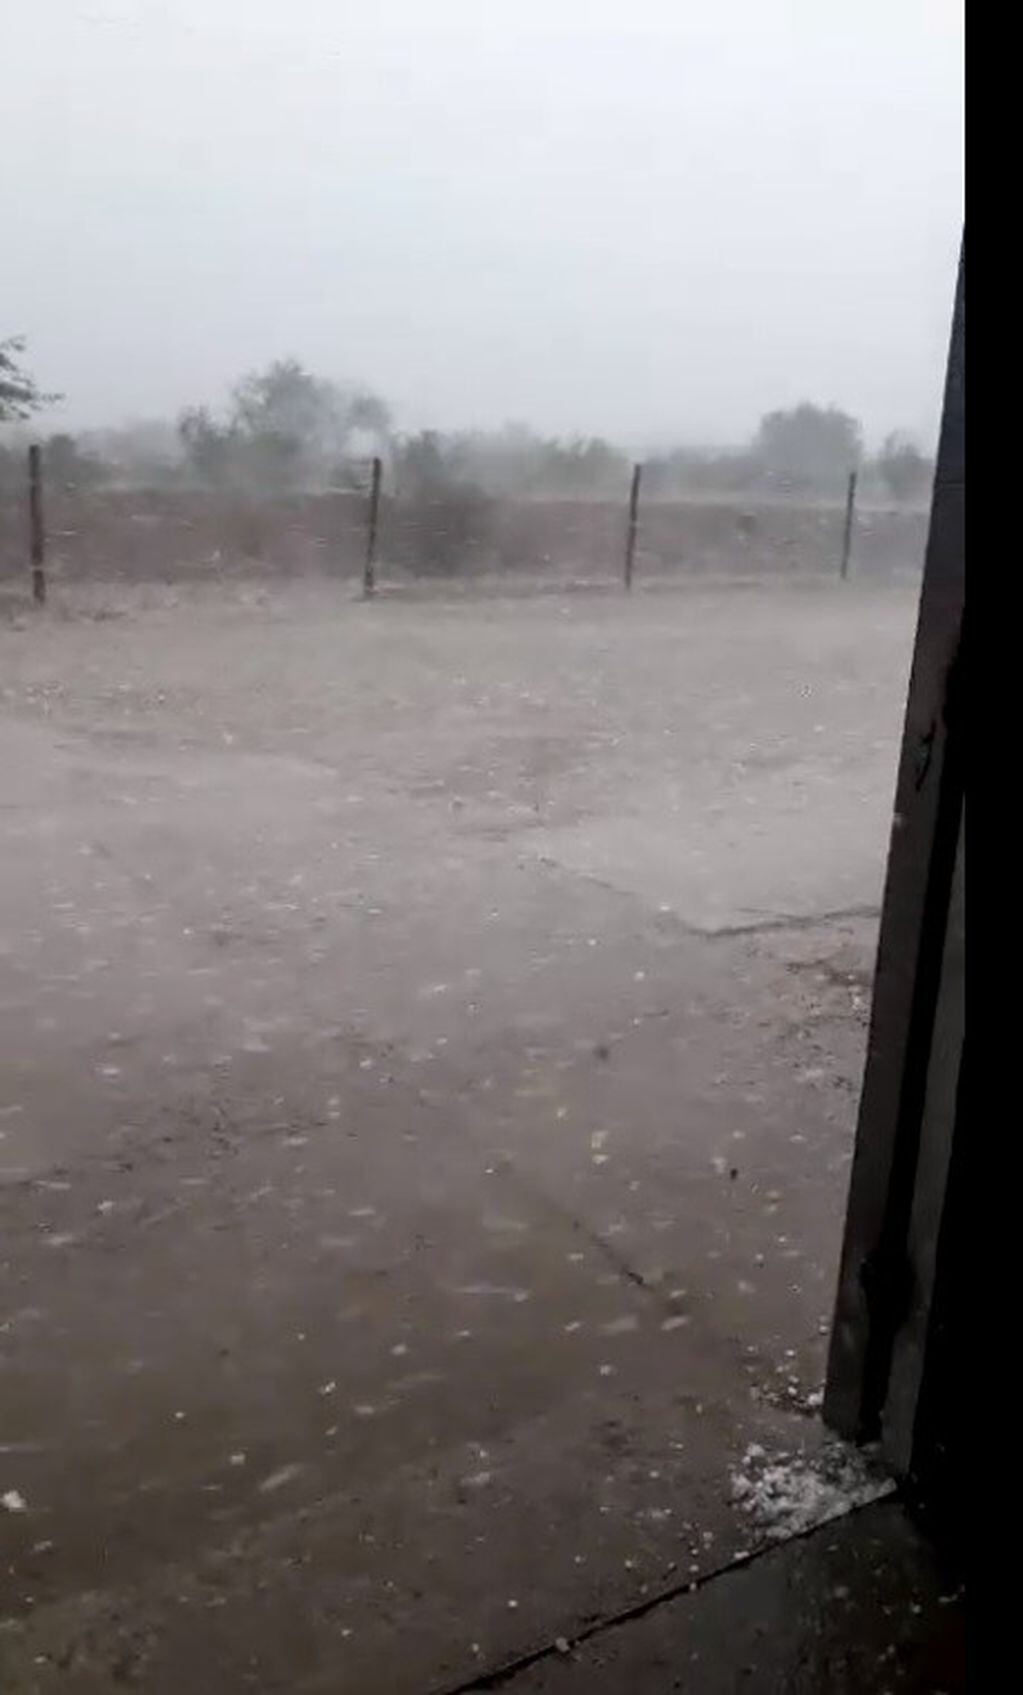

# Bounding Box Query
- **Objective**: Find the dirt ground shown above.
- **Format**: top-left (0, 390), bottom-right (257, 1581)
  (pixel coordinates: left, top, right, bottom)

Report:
top-left (1, 578), bottom-right (920, 1692)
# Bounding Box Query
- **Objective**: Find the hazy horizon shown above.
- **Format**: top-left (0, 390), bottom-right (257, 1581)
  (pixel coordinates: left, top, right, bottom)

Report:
top-left (4, 1), bottom-right (963, 448)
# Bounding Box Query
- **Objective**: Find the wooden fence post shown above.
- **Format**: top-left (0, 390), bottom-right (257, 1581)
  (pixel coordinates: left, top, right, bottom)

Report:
top-left (624, 462), bottom-right (643, 591)
top-left (839, 468), bottom-right (858, 580)
top-left (363, 456), bottom-right (382, 597)
top-left (29, 444), bottom-right (46, 605)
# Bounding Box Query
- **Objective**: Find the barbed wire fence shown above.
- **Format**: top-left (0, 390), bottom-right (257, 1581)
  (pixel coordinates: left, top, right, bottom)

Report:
top-left (0, 443), bottom-right (928, 610)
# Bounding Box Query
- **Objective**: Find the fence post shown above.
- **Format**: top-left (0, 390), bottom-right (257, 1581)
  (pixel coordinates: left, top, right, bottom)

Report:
top-left (28, 444), bottom-right (46, 605)
top-left (624, 462), bottom-right (643, 591)
top-left (839, 468), bottom-right (858, 581)
top-left (363, 456), bottom-right (382, 597)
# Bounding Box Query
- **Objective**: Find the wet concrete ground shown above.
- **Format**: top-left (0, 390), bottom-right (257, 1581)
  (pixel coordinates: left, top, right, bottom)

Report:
top-left (0, 581), bottom-right (946, 1691)
top-left (495, 1501), bottom-right (964, 1694)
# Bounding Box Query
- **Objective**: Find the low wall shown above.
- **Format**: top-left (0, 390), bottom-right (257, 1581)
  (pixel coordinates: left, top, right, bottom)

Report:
top-left (0, 486), bottom-right (929, 584)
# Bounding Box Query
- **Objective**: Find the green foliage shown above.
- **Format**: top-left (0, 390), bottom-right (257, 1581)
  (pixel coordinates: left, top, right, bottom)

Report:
top-left (643, 446), bottom-right (759, 498)
top-left (0, 336), bottom-right (59, 422)
top-left (396, 430), bottom-right (450, 495)
top-left (876, 432), bottom-right (932, 503)
top-left (393, 431), bottom-right (493, 575)
top-left (44, 432), bottom-right (109, 489)
top-left (389, 424), bottom-right (631, 504)
top-left (177, 406), bottom-right (237, 484)
top-left (178, 359), bottom-right (391, 489)
top-left (752, 403), bottom-right (862, 489)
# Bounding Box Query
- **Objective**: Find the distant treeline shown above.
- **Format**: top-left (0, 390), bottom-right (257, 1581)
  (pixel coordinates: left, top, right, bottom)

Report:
top-left (1, 355), bottom-right (935, 507)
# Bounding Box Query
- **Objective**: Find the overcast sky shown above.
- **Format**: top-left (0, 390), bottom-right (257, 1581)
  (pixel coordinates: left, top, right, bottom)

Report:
top-left (4, 1), bottom-right (963, 447)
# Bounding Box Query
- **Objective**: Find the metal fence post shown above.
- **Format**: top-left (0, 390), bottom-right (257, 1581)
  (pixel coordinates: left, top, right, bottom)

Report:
top-left (624, 463), bottom-right (642, 591)
top-left (364, 456), bottom-right (382, 597)
top-left (29, 444), bottom-right (46, 605)
top-left (839, 468), bottom-right (858, 580)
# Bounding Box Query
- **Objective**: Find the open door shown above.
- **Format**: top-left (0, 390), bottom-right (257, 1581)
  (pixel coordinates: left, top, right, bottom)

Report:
top-left (824, 235), bottom-right (964, 1541)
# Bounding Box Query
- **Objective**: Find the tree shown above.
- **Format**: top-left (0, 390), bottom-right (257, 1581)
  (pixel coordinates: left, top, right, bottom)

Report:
top-left (0, 336), bottom-right (59, 422)
top-left (83, 419), bottom-right (182, 487)
top-left (178, 406), bottom-right (236, 483)
top-left (230, 358), bottom-right (389, 482)
top-left (395, 429), bottom-right (450, 495)
top-left (402, 424), bottom-right (632, 499)
top-left (44, 432), bottom-right (108, 489)
top-left (752, 403), bottom-right (862, 489)
top-left (393, 430), bottom-right (492, 575)
top-left (545, 435), bottom-right (629, 495)
top-left (178, 359), bottom-right (391, 488)
top-left (876, 432), bottom-right (932, 504)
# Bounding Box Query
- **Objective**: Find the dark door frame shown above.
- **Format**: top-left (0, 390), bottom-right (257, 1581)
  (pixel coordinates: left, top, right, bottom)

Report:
top-left (824, 235), bottom-right (964, 1512)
